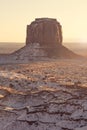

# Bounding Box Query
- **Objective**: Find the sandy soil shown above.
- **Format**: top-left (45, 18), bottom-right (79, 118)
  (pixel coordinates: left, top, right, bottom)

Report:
top-left (0, 59), bottom-right (87, 130)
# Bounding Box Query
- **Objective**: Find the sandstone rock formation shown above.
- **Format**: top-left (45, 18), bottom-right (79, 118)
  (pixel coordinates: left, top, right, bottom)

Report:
top-left (0, 18), bottom-right (81, 64)
top-left (25, 18), bottom-right (80, 59)
top-left (26, 18), bottom-right (62, 46)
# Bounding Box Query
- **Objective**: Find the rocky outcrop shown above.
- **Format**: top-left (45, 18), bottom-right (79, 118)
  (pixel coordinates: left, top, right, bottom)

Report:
top-left (0, 61), bottom-right (87, 130)
top-left (26, 18), bottom-right (62, 46)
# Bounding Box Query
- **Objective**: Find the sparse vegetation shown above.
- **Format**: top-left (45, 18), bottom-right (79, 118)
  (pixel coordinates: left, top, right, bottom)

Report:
top-left (0, 60), bottom-right (87, 130)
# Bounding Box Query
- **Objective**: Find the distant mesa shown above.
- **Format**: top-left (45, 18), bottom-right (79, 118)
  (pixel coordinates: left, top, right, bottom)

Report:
top-left (26, 18), bottom-right (62, 46)
top-left (24, 18), bottom-right (79, 59)
top-left (0, 18), bottom-right (81, 63)
top-left (12, 18), bottom-right (80, 60)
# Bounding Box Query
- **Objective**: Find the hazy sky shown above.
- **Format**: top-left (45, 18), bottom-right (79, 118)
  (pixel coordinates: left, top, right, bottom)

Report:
top-left (0, 0), bottom-right (87, 43)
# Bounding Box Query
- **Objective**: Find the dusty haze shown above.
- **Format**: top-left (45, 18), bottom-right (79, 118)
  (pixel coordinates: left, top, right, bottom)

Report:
top-left (0, 42), bottom-right (87, 56)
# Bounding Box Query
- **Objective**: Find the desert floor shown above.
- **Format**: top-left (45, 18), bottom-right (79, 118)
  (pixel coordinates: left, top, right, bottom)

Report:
top-left (0, 59), bottom-right (87, 130)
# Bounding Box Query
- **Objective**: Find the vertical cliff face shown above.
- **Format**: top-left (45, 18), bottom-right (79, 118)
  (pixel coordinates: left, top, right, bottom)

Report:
top-left (26, 18), bottom-right (62, 46)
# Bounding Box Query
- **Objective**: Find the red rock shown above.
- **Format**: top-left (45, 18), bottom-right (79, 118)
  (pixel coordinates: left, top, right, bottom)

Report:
top-left (26, 18), bottom-right (62, 46)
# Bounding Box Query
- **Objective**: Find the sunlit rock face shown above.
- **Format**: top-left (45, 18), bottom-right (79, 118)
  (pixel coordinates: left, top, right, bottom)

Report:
top-left (26, 18), bottom-right (62, 46)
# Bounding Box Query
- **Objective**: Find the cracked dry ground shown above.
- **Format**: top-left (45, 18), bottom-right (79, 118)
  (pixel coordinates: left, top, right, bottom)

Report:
top-left (0, 60), bottom-right (87, 130)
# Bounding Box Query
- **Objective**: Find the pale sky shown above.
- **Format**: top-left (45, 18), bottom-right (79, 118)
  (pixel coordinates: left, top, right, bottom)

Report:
top-left (0, 0), bottom-right (87, 43)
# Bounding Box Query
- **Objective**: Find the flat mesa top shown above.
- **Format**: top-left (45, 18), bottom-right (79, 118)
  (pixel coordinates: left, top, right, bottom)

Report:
top-left (35, 18), bottom-right (57, 22)
top-left (30, 18), bottom-right (59, 25)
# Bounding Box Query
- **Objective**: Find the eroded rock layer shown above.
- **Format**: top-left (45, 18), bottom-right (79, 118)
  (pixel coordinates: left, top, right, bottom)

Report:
top-left (0, 60), bottom-right (87, 130)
